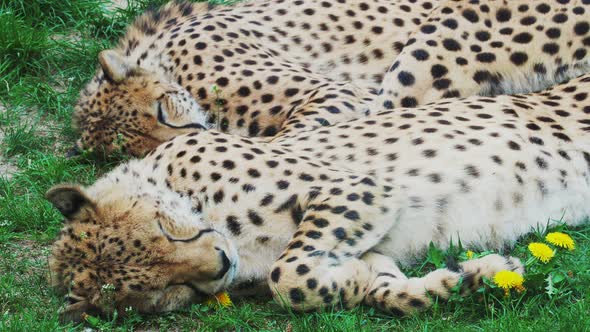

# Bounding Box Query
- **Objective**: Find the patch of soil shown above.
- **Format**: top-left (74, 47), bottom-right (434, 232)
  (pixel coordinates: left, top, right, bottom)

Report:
top-left (0, 104), bottom-right (19, 180)
top-left (106, 0), bottom-right (129, 12)
top-left (0, 149), bottom-right (18, 180)
top-left (0, 240), bottom-right (51, 278)
top-left (8, 240), bottom-right (50, 263)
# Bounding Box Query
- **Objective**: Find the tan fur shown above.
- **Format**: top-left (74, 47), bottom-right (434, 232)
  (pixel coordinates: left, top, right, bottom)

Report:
top-left (48, 179), bottom-right (237, 322)
top-left (74, 0), bottom-right (432, 156)
top-left (377, 0), bottom-right (590, 109)
top-left (49, 72), bottom-right (590, 320)
top-left (74, 0), bottom-right (590, 158)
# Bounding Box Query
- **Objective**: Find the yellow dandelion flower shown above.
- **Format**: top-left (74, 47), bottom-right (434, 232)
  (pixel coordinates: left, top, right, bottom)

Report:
top-left (466, 250), bottom-right (475, 260)
top-left (493, 270), bottom-right (524, 291)
top-left (528, 242), bottom-right (555, 263)
top-left (205, 291), bottom-right (232, 307)
top-left (546, 232), bottom-right (575, 250)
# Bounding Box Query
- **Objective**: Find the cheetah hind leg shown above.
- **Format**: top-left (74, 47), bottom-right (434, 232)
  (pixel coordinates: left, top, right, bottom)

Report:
top-left (362, 252), bottom-right (524, 316)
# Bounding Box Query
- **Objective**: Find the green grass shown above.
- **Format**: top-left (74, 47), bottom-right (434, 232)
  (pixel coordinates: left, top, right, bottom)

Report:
top-left (1, 0), bottom-right (589, 331)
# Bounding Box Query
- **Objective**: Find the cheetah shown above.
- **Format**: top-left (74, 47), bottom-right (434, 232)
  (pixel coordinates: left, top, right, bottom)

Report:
top-left (74, 0), bottom-right (589, 157)
top-left (73, 0), bottom-right (436, 156)
top-left (47, 72), bottom-right (590, 321)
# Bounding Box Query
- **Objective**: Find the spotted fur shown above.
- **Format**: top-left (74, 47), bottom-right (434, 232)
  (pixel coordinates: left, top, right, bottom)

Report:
top-left (75, 0), bottom-right (590, 157)
top-left (73, 0), bottom-right (436, 156)
top-left (378, 0), bottom-right (590, 109)
top-left (49, 72), bottom-right (590, 320)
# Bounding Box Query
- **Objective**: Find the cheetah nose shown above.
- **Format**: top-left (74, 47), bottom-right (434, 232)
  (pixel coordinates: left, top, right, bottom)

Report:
top-left (66, 145), bottom-right (81, 158)
top-left (64, 295), bottom-right (80, 304)
top-left (214, 248), bottom-right (231, 280)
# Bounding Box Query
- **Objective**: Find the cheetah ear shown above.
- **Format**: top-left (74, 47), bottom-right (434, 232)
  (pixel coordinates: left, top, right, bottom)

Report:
top-left (46, 185), bottom-right (93, 220)
top-left (98, 50), bottom-right (131, 83)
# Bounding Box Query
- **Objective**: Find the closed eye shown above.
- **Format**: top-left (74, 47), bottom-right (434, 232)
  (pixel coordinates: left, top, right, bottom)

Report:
top-left (64, 294), bottom-right (83, 304)
top-left (157, 101), bottom-right (207, 130)
top-left (157, 220), bottom-right (214, 242)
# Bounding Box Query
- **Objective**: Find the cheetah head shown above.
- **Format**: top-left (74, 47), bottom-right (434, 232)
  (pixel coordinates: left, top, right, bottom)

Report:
top-left (46, 183), bottom-right (237, 322)
top-left (73, 50), bottom-right (210, 157)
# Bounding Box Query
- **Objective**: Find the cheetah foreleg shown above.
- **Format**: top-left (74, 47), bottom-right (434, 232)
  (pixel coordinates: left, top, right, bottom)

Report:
top-left (275, 83), bottom-right (375, 138)
top-left (270, 251), bottom-right (373, 311)
top-left (267, 182), bottom-right (396, 311)
top-left (362, 252), bottom-right (524, 316)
